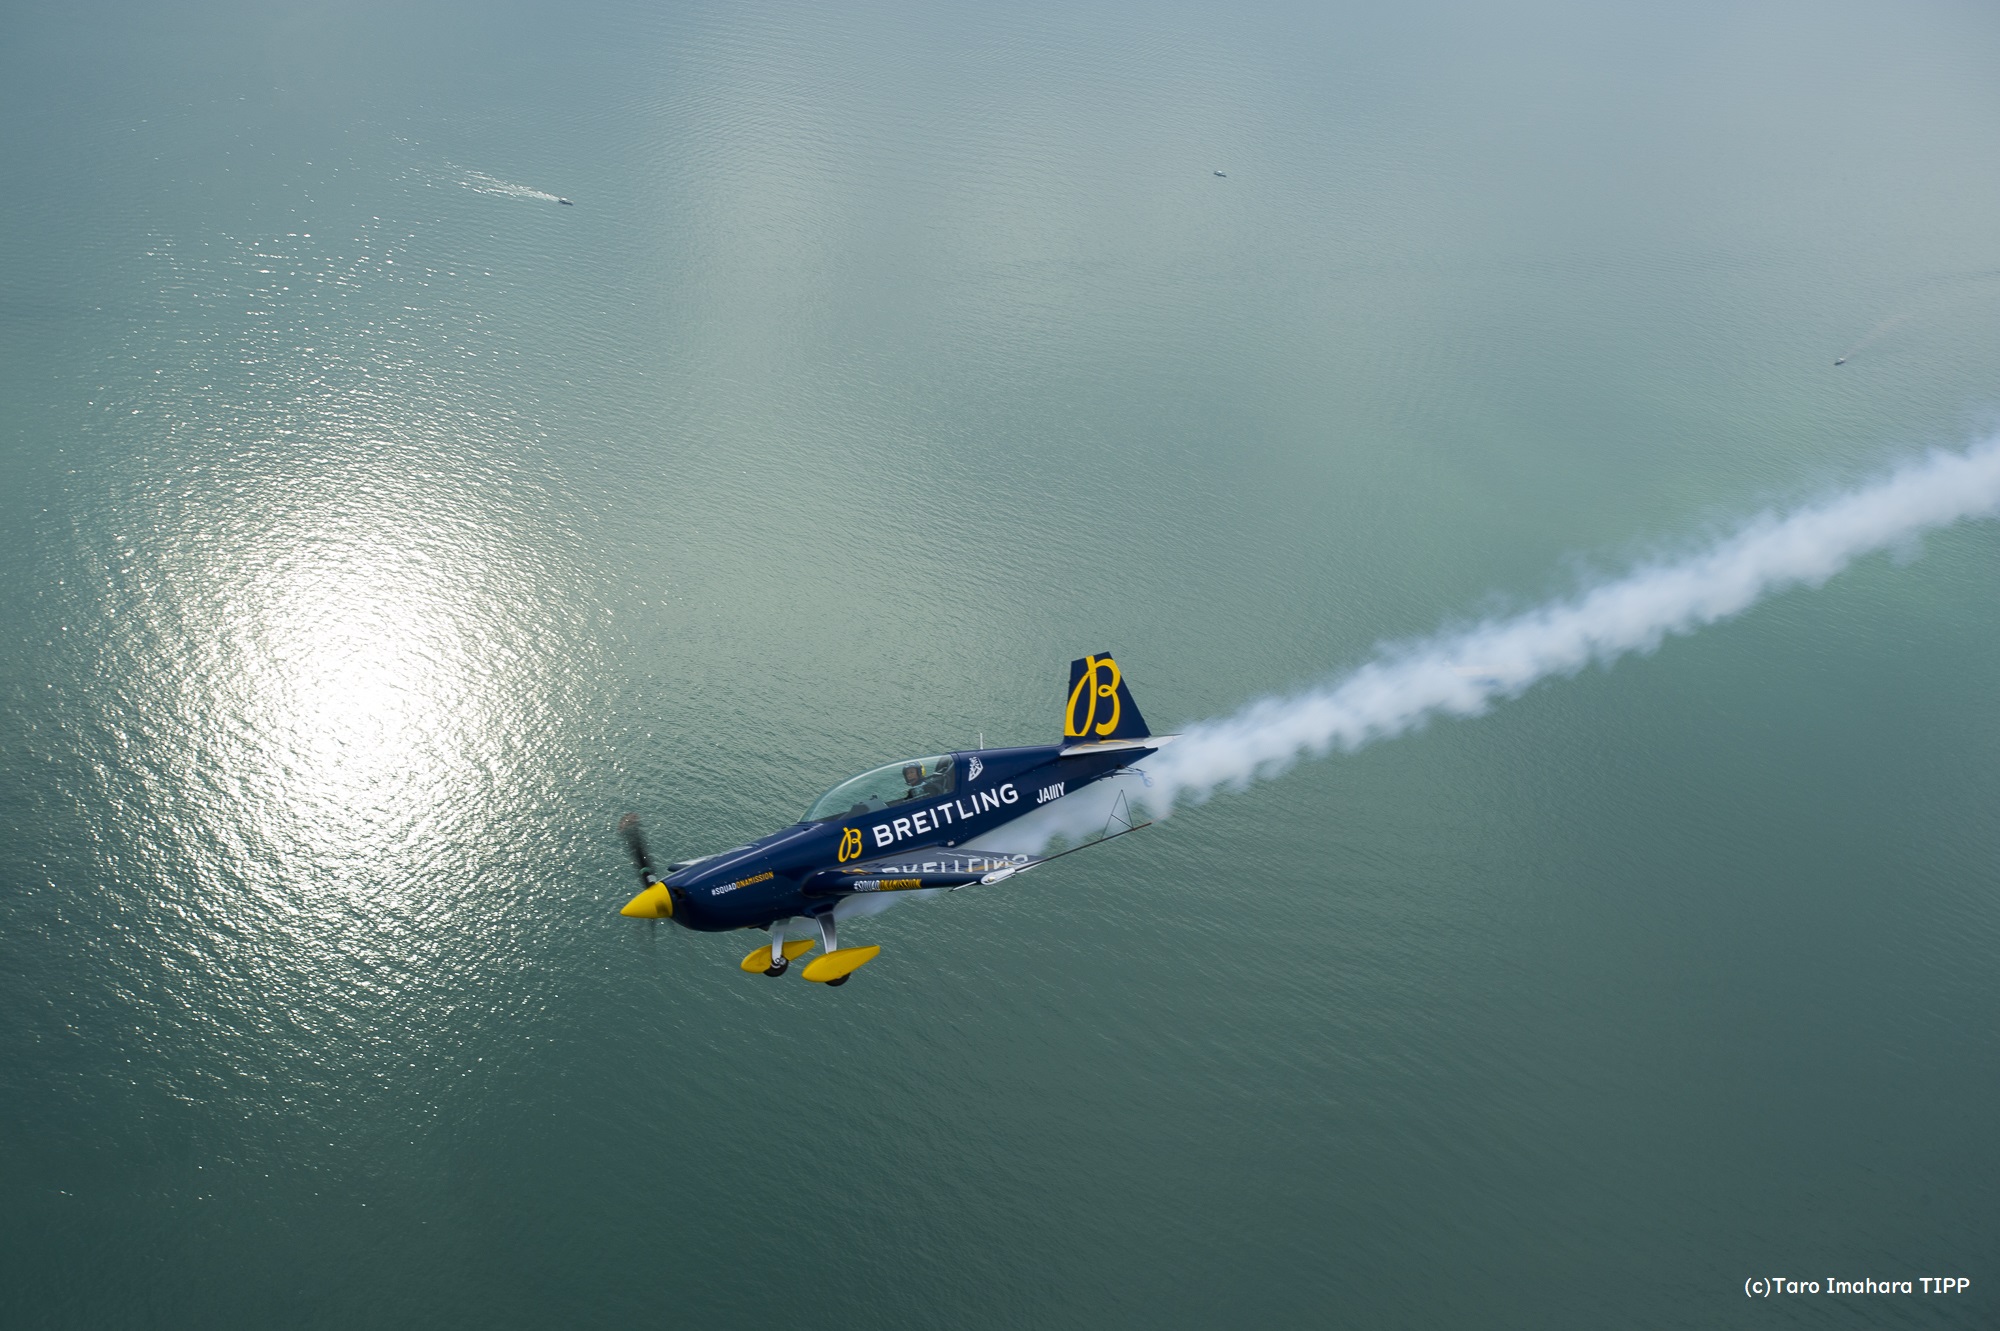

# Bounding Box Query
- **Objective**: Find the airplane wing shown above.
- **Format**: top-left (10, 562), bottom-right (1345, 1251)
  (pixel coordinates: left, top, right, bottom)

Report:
top-left (802, 819), bottom-right (1151, 897)
top-left (802, 848), bottom-right (1029, 896)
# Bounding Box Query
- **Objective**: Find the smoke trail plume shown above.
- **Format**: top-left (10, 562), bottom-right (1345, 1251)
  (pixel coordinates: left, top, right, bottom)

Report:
top-left (1143, 438), bottom-right (2000, 812)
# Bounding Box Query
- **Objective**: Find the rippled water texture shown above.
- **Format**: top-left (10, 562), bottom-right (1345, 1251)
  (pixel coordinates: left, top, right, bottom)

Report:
top-left (3, 2), bottom-right (1997, 1326)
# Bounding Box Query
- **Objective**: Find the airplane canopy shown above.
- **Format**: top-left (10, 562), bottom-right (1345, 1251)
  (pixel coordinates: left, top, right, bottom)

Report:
top-left (802, 755), bottom-right (956, 823)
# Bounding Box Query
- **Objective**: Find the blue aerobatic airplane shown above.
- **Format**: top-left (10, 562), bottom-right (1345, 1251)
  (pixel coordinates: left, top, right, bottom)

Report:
top-left (618, 654), bottom-right (1169, 986)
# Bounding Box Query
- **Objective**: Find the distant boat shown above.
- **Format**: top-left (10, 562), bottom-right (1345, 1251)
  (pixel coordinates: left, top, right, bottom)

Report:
top-left (557, 197), bottom-right (574, 206)
top-left (1833, 356), bottom-right (1846, 365)
top-left (1213, 170), bottom-right (1227, 177)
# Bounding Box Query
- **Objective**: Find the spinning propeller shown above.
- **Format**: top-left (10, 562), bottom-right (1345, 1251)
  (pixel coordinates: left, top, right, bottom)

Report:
top-left (617, 813), bottom-right (675, 919)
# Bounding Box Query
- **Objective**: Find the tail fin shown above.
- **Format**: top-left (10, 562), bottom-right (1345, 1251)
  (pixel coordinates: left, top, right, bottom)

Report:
top-left (1064, 653), bottom-right (1151, 742)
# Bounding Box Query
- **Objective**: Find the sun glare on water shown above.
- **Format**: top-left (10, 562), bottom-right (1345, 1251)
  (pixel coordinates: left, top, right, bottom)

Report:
top-left (140, 482), bottom-right (567, 938)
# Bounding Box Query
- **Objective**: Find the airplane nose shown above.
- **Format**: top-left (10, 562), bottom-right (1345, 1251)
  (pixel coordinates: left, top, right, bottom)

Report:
top-left (621, 883), bottom-right (674, 918)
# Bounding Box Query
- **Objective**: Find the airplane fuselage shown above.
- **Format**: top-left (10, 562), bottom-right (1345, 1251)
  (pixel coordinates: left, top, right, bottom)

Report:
top-left (654, 742), bottom-right (1154, 932)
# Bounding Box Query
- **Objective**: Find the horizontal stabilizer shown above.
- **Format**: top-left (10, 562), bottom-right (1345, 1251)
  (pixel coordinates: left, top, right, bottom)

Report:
top-left (1059, 734), bottom-right (1175, 756)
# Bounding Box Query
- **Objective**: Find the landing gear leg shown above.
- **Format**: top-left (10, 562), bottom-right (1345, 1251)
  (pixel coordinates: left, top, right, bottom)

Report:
top-left (814, 912), bottom-right (850, 986)
top-left (763, 919), bottom-right (791, 977)
top-left (741, 921), bottom-right (816, 976)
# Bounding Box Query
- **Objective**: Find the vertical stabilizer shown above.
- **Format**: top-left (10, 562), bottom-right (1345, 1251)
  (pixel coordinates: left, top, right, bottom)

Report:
top-left (1064, 653), bottom-right (1151, 742)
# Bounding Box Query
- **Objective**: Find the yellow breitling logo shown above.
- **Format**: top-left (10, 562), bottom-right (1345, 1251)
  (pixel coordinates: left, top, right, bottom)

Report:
top-left (838, 827), bottom-right (863, 862)
top-left (1065, 654), bottom-right (1122, 738)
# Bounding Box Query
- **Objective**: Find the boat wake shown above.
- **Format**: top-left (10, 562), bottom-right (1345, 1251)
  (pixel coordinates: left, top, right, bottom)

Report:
top-left (458, 168), bottom-right (565, 204)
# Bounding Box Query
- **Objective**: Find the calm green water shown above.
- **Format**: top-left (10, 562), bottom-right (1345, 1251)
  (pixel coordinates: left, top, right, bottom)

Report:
top-left (3, 2), bottom-right (1997, 1326)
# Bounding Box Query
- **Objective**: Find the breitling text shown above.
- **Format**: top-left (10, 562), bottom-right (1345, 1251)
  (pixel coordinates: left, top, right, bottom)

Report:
top-left (870, 783), bottom-right (1018, 849)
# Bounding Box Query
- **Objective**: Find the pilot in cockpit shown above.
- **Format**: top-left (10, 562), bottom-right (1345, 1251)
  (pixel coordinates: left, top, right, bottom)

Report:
top-left (898, 761), bottom-right (947, 802)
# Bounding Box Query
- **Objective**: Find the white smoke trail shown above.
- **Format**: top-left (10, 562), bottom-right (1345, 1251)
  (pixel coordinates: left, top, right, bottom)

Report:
top-left (1142, 437), bottom-right (2000, 812)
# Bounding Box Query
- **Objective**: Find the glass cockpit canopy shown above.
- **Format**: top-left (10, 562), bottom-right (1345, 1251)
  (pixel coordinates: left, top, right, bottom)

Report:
top-left (803, 755), bottom-right (956, 823)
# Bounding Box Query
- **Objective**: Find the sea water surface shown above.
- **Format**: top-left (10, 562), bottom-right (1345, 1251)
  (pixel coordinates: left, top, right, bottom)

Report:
top-left (2, 2), bottom-right (1996, 1326)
